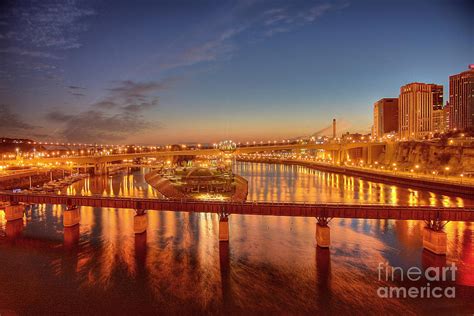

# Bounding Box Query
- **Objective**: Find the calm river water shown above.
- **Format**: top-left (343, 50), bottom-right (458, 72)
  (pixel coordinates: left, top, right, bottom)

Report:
top-left (0, 162), bottom-right (473, 315)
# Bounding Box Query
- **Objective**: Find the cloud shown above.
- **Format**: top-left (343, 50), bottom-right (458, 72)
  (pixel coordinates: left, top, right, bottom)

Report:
top-left (0, 46), bottom-right (61, 59)
top-left (0, 104), bottom-right (38, 136)
top-left (304, 3), bottom-right (333, 22)
top-left (121, 98), bottom-right (159, 113)
top-left (160, 27), bottom-right (246, 70)
top-left (66, 85), bottom-right (86, 97)
top-left (261, 2), bottom-right (349, 37)
top-left (94, 100), bottom-right (117, 110)
top-left (44, 79), bottom-right (170, 142)
top-left (0, 0), bottom-right (94, 81)
top-left (264, 26), bottom-right (291, 37)
top-left (67, 85), bottom-right (85, 90)
top-left (107, 80), bottom-right (173, 101)
top-left (32, 62), bottom-right (57, 71)
top-left (95, 78), bottom-right (177, 109)
top-left (2, 0), bottom-right (95, 50)
top-left (158, 1), bottom-right (349, 70)
top-left (45, 109), bottom-right (156, 143)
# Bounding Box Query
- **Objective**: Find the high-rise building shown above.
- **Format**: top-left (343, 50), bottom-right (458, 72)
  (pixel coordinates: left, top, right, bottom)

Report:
top-left (373, 98), bottom-right (398, 139)
top-left (432, 105), bottom-right (446, 133)
top-left (398, 82), bottom-right (443, 139)
top-left (449, 66), bottom-right (474, 130)
top-left (444, 102), bottom-right (450, 131)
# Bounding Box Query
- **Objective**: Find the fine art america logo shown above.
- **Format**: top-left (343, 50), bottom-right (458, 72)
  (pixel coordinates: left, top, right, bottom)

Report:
top-left (377, 262), bottom-right (457, 299)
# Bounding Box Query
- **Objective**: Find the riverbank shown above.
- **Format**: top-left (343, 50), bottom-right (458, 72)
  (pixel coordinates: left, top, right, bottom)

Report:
top-left (238, 158), bottom-right (474, 197)
top-left (0, 169), bottom-right (70, 190)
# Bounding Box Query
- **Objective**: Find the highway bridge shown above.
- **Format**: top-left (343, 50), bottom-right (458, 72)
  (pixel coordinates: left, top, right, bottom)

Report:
top-left (7, 141), bottom-right (388, 174)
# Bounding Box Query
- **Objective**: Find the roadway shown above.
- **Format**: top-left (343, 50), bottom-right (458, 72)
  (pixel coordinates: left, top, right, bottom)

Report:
top-left (3, 141), bottom-right (385, 165)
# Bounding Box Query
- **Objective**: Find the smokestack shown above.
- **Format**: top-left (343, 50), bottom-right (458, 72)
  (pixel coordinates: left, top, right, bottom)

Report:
top-left (332, 118), bottom-right (336, 139)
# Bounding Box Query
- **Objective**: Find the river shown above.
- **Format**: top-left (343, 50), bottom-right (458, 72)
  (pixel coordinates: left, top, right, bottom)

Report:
top-left (0, 162), bottom-right (472, 314)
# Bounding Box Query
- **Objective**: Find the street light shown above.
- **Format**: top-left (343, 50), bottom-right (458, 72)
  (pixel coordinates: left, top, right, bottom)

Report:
top-left (445, 166), bottom-right (450, 178)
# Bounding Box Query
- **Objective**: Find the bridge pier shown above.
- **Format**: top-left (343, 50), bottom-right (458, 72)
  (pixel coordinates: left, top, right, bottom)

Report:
top-left (332, 150), bottom-right (342, 165)
top-left (63, 205), bottom-right (81, 227)
top-left (64, 225), bottom-right (80, 248)
top-left (362, 147), bottom-right (370, 165)
top-left (4, 204), bottom-right (25, 221)
top-left (134, 209), bottom-right (148, 234)
top-left (315, 217), bottom-right (332, 248)
top-left (422, 220), bottom-right (448, 255)
top-left (94, 163), bottom-right (107, 175)
top-left (5, 218), bottom-right (24, 238)
top-left (219, 213), bottom-right (229, 242)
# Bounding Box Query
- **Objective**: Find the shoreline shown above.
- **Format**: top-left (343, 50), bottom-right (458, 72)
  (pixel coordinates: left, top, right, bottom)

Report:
top-left (0, 169), bottom-right (70, 190)
top-left (237, 158), bottom-right (474, 197)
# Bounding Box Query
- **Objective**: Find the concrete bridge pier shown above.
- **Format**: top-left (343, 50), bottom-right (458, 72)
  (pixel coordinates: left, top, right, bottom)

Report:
top-left (362, 147), bottom-right (371, 165)
top-left (64, 225), bottom-right (80, 248)
top-left (422, 248), bottom-right (446, 269)
top-left (134, 231), bottom-right (147, 273)
top-left (219, 240), bottom-right (232, 308)
top-left (63, 205), bottom-right (81, 227)
top-left (219, 213), bottom-right (230, 242)
top-left (4, 203), bottom-right (25, 221)
top-left (315, 246), bottom-right (331, 305)
top-left (6, 218), bottom-right (24, 238)
top-left (340, 149), bottom-right (347, 164)
top-left (134, 209), bottom-right (147, 234)
top-left (332, 150), bottom-right (342, 165)
top-left (315, 217), bottom-right (332, 248)
top-left (423, 220), bottom-right (448, 255)
top-left (94, 163), bottom-right (107, 175)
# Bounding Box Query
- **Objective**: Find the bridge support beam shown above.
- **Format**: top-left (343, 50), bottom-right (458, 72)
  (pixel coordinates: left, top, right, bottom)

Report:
top-left (219, 213), bottom-right (229, 242)
top-left (63, 206), bottom-right (81, 227)
top-left (316, 217), bottom-right (332, 248)
top-left (94, 163), bottom-right (107, 176)
top-left (134, 210), bottom-right (147, 234)
top-left (4, 204), bottom-right (25, 221)
top-left (423, 220), bottom-right (448, 255)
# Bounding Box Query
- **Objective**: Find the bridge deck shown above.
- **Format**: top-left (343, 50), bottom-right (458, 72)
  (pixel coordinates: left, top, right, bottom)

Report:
top-left (1, 192), bottom-right (472, 221)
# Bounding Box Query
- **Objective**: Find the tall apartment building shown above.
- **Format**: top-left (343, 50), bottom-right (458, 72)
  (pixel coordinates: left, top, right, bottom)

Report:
top-left (449, 66), bottom-right (474, 130)
top-left (444, 102), bottom-right (450, 131)
top-left (373, 98), bottom-right (398, 139)
top-left (398, 83), bottom-right (443, 139)
top-left (432, 105), bottom-right (446, 133)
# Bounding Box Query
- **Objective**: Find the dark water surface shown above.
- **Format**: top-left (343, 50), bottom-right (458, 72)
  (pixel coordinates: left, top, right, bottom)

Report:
top-left (0, 162), bottom-right (473, 315)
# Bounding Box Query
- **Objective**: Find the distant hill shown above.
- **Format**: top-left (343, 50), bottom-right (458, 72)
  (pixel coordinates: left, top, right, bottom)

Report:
top-left (0, 137), bottom-right (45, 153)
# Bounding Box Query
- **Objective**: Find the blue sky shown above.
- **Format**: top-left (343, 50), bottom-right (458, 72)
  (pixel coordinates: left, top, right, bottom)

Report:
top-left (0, 0), bottom-right (472, 144)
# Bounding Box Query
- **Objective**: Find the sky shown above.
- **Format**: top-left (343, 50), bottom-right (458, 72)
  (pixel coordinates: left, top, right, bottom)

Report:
top-left (0, 0), bottom-right (472, 145)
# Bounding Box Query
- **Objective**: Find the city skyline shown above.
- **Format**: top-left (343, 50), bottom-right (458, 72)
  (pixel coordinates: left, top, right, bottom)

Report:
top-left (0, 0), bottom-right (472, 145)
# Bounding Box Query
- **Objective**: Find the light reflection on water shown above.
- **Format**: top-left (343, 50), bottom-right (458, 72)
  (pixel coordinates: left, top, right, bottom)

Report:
top-left (235, 162), bottom-right (470, 207)
top-left (0, 163), bottom-right (473, 314)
